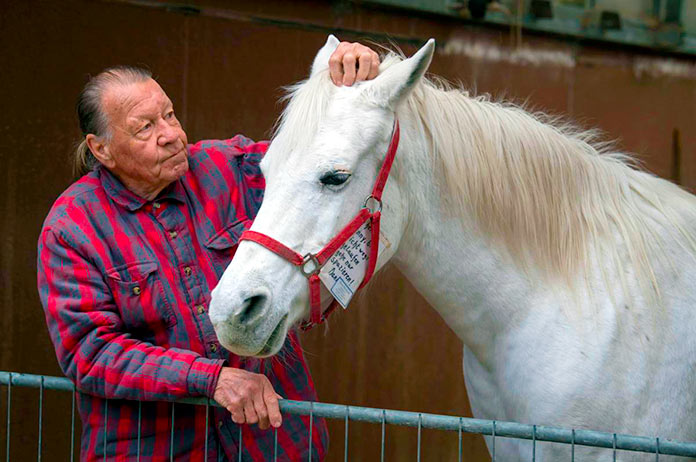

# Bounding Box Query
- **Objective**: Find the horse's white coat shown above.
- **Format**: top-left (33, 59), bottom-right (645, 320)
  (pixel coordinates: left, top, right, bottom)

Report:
top-left (209, 36), bottom-right (696, 460)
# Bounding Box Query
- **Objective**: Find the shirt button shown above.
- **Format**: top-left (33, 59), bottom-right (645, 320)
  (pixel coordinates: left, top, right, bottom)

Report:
top-left (169, 230), bottom-right (178, 239)
top-left (210, 343), bottom-right (218, 352)
top-left (184, 266), bottom-right (192, 276)
top-left (218, 420), bottom-right (223, 429)
top-left (196, 305), bottom-right (206, 314)
top-left (132, 286), bottom-right (141, 296)
top-left (153, 202), bottom-right (161, 209)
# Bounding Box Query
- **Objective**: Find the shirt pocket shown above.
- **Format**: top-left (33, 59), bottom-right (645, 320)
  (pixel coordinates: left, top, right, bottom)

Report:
top-left (205, 217), bottom-right (252, 275)
top-left (106, 260), bottom-right (177, 334)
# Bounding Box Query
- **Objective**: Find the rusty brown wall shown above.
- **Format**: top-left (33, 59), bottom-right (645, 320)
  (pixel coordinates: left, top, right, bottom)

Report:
top-left (0, 1), bottom-right (694, 461)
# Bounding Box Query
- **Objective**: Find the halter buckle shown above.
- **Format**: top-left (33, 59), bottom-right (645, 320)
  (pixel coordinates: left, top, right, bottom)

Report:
top-left (363, 195), bottom-right (383, 214)
top-left (301, 253), bottom-right (322, 278)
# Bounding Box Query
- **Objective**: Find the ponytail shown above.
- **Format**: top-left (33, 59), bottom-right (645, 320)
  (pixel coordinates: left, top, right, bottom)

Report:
top-left (73, 139), bottom-right (98, 178)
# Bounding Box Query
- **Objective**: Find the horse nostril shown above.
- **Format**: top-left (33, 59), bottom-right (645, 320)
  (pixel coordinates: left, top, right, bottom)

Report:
top-left (237, 293), bottom-right (268, 325)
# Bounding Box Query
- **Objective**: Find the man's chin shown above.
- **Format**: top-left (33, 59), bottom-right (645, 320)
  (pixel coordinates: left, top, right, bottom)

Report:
top-left (167, 155), bottom-right (189, 179)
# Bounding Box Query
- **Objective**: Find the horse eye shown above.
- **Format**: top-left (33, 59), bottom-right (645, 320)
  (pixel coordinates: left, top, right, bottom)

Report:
top-left (320, 171), bottom-right (351, 186)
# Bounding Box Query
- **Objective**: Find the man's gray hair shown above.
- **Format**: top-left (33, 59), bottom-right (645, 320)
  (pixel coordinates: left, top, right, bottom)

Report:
top-left (73, 65), bottom-right (152, 177)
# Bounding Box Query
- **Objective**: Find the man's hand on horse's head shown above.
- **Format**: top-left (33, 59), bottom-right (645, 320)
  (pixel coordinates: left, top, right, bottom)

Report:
top-left (329, 41), bottom-right (380, 87)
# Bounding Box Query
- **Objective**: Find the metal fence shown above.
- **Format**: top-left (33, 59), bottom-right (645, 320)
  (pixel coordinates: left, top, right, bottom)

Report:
top-left (1, 371), bottom-right (695, 461)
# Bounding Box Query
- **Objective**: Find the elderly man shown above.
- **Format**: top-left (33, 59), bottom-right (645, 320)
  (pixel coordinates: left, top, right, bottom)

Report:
top-left (37, 41), bottom-right (380, 461)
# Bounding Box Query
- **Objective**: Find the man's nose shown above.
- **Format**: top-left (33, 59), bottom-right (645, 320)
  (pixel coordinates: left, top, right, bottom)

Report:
top-left (157, 120), bottom-right (179, 146)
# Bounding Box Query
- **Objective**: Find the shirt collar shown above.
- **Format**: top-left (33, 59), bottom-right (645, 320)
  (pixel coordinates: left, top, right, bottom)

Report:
top-left (99, 166), bottom-right (186, 212)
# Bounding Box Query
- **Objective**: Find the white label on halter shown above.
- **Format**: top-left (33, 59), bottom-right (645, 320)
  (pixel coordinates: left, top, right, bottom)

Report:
top-left (318, 221), bottom-right (389, 309)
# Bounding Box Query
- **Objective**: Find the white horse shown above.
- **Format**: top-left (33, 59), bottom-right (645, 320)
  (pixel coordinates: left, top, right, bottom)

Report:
top-left (209, 36), bottom-right (696, 460)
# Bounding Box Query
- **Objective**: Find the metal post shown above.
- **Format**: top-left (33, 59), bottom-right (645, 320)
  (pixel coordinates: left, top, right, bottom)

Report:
top-left (492, 421), bottom-right (496, 462)
top-left (308, 402), bottom-right (314, 462)
top-left (458, 418), bottom-right (463, 462)
top-left (238, 425), bottom-right (242, 462)
top-left (380, 409), bottom-right (386, 462)
top-left (37, 376), bottom-right (43, 462)
top-left (416, 413), bottom-right (422, 462)
top-left (6, 373), bottom-right (11, 462)
top-left (532, 424), bottom-right (537, 461)
top-left (273, 427), bottom-right (278, 461)
top-left (204, 399), bottom-right (209, 460)
top-left (70, 385), bottom-right (75, 462)
top-left (344, 406), bottom-right (349, 462)
top-left (137, 401), bottom-right (142, 462)
top-left (170, 403), bottom-right (175, 462)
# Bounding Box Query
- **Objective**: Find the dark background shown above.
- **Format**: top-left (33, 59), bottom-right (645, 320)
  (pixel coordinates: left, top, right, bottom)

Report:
top-left (1, 1), bottom-right (694, 460)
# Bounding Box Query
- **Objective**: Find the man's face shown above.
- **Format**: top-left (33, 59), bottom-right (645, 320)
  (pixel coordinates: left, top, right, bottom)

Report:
top-left (102, 78), bottom-right (189, 196)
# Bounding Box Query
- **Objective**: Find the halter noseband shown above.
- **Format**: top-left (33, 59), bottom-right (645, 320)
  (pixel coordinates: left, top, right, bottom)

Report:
top-left (239, 118), bottom-right (400, 329)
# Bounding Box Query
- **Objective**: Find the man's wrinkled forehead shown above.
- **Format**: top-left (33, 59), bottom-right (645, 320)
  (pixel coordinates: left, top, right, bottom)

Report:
top-left (102, 79), bottom-right (170, 124)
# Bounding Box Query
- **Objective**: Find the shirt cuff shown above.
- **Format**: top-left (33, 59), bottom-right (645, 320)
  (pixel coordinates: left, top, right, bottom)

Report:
top-left (186, 357), bottom-right (226, 398)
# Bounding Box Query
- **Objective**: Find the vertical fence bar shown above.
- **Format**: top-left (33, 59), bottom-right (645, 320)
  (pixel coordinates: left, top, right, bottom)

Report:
top-left (6, 373), bottom-right (11, 462)
top-left (37, 376), bottom-right (44, 462)
top-left (103, 399), bottom-right (108, 462)
top-left (492, 421), bottom-right (496, 462)
top-left (571, 429), bottom-right (575, 462)
top-left (656, 437), bottom-right (660, 461)
top-left (170, 403), bottom-right (175, 462)
top-left (308, 402), bottom-right (314, 462)
top-left (344, 406), bottom-right (349, 462)
top-left (137, 401), bottom-right (142, 462)
top-left (380, 410), bottom-right (386, 462)
top-left (273, 427), bottom-right (278, 462)
top-left (532, 425), bottom-right (536, 461)
top-left (613, 433), bottom-right (617, 462)
top-left (238, 425), bottom-right (242, 462)
top-left (458, 418), bottom-right (463, 462)
top-left (70, 385), bottom-right (75, 462)
top-left (204, 399), bottom-right (209, 461)
top-left (416, 413), bottom-right (422, 462)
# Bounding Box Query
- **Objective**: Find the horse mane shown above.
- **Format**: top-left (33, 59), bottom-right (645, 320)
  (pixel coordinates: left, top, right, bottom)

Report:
top-left (400, 56), bottom-right (696, 296)
top-left (274, 52), bottom-right (696, 298)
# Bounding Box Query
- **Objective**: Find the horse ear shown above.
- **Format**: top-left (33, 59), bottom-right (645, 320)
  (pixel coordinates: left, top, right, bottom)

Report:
top-left (362, 39), bottom-right (435, 109)
top-left (311, 35), bottom-right (341, 77)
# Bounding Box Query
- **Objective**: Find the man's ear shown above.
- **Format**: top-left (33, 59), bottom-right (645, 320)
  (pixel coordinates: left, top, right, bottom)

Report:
top-left (361, 39), bottom-right (435, 110)
top-left (85, 134), bottom-right (115, 169)
top-left (310, 34), bottom-right (341, 77)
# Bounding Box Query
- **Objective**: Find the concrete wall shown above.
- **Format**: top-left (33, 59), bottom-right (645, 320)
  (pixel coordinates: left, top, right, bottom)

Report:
top-left (1, 1), bottom-right (694, 460)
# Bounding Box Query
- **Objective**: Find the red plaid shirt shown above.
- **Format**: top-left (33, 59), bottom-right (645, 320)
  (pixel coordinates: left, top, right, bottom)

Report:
top-left (37, 136), bottom-right (328, 461)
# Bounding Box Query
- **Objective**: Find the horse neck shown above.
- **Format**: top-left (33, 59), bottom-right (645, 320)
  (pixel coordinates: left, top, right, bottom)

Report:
top-left (391, 112), bottom-right (540, 366)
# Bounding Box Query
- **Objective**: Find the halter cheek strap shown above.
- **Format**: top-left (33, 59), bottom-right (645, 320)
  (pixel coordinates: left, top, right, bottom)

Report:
top-left (240, 118), bottom-right (401, 329)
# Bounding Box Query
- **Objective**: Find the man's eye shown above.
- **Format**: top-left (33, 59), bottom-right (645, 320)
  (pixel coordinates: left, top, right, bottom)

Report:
top-left (140, 123), bottom-right (152, 133)
top-left (320, 171), bottom-right (351, 186)
top-left (165, 111), bottom-right (174, 119)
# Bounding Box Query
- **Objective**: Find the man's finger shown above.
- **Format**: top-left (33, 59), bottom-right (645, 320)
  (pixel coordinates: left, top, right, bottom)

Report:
top-left (342, 52), bottom-right (358, 86)
top-left (228, 405), bottom-right (246, 425)
top-left (329, 47), bottom-right (346, 86)
top-left (253, 392), bottom-right (271, 430)
top-left (356, 53), bottom-right (371, 82)
top-left (265, 384), bottom-right (283, 428)
top-left (243, 401), bottom-right (259, 425)
top-left (368, 54), bottom-right (380, 79)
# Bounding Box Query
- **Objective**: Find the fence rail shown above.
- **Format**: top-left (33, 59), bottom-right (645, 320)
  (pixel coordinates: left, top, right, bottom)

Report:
top-left (1, 371), bottom-right (695, 460)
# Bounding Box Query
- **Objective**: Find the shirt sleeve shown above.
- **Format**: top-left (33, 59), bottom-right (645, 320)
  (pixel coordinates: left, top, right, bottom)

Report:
top-left (37, 228), bottom-right (225, 401)
top-left (228, 134), bottom-right (268, 218)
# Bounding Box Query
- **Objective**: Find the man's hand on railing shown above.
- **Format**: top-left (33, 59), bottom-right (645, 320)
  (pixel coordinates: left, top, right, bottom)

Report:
top-left (213, 367), bottom-right (283, 430)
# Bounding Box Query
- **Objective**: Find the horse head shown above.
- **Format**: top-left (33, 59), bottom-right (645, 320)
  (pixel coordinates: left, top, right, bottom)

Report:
top-left (209, 36), bottom-right (435, 357)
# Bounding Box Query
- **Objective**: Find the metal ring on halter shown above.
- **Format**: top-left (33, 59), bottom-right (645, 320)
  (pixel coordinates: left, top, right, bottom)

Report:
top-left (363, 195), bottom-right (383, 214)
top-left (300, 253), bottom-right (322, 277)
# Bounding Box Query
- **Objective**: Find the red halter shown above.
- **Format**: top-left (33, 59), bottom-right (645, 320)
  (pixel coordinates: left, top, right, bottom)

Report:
top-left (239, 118), bottom-right (400, 330)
